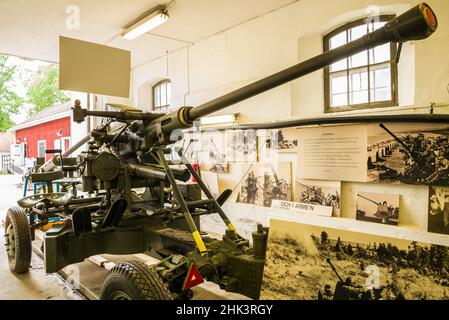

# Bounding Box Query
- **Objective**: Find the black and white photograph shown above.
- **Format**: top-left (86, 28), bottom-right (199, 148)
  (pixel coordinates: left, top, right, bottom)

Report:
top-left (367, 123), bottom-right (449, 185)
top-left (268, 128), bottom-right (299, 152)
top-left (225, 129), bottom-right (257, 162)
top-left (200, 131), bottom-right (228, 173)
top-left (200, 171), bottom-right (220, 199)
top-left (238, 162), bottom-right (291, 207)
top-left (261, 219), bottom-right (449, 300)
top-left (294, 179), bottom-right (341, 216)
top-left (428, 186), bottom-right (449, 235)
top-left (356, 192), bottom-right (399, 225)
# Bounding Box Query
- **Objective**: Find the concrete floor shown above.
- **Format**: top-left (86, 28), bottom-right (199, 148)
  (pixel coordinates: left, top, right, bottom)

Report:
top-left (0, 174), bottom-right (83, 300)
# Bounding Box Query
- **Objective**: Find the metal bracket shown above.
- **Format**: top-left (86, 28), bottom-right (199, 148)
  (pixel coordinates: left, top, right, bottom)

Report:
top-left (156, 148), bottom-right (207, 256)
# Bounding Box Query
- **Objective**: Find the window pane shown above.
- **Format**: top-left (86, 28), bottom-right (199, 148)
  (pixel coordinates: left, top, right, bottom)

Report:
top-left (332, 93), bottom-right (348, 107)
top-left (350, 68), bottom-right (368, 91)
top-left (38, 142), bottom-right (46, 158)
top-left (370, 43), bottom-right (390, 63)
top-left (351, 90), bottom-right (368, 104)
top-left (330, 58), bottom-right (347, 72)
top-left (167, 82), bottom-right (172, 106)
top-left (370, 21), bottom-right (386, 32)
top-left (154, 86), bottom-right (160, 107)
top-left (330, 31), bottom-right (346, 49)
top-left (372, 88), bottom-right (391, 102)
top-left (349, 68), bottom-right (368, 104)
top-left (160, 83), bottom-right (167, 106)
top-left (349, 51), bottom-right (368, 68)
top-left (370, 64), bottom-right (391, 89)
top-left (349, 25), bottom-right (366, 41)
top-left (331, 74), bottom-right (348, 95)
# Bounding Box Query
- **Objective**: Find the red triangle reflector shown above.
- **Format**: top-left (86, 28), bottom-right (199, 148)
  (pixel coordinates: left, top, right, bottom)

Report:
top-left (182, 263), bottom-right (204, 291)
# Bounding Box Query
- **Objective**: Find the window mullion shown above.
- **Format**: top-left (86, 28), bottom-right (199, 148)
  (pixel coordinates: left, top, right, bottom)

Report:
top-left (367, 20), bottom-right (372, 104)
top-left (346, 29), bottom-right (350, 107)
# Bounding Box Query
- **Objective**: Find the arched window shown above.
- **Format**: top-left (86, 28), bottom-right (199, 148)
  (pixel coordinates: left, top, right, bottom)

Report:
top-left (152, 79), bottom-right (171, 111)
top-left (323, 15), bottom-right (398, 112)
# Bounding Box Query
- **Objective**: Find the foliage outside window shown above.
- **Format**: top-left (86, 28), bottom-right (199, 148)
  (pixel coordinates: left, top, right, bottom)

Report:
top-left (152, 80), bottom-right (171, 112)
top-left (323, 15), bottom-right (398, 112)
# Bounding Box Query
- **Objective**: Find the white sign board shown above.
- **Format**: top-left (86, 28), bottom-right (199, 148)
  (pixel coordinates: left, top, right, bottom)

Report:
top-left (271, 199), bottom-right (333, 217)
top-left (298, 124), bottom-right (367, 182)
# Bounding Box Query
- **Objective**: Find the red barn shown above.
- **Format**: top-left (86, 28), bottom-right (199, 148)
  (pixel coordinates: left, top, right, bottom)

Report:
top-left (12, 103), bottom-right (72, 165)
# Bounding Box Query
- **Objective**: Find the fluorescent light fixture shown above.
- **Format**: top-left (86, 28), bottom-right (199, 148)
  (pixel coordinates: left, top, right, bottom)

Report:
top-left (200, 114), bottom-right (238, 127)
top-left (122, 10), bottom-right (169, 40)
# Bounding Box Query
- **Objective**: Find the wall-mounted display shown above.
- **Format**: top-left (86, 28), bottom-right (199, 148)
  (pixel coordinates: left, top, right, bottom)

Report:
top-left (237, 162), bottom-right (291, 208)
top-left (295, 179), bottom-right (341, 217)
top-left (367, 123), bottom-right (449, 185)
top-left (261, 219), bottom-right (449, 300)
top-left (225, 129), bottom-right (257, 162)
top-left (201, 131), bottom-right (228, 173)
top-left (267, 128), bottom-right (299, 153)
top-left (428, 186), bottom-right (449, 235)
top-left (356, 192), bottom-right (399, 225)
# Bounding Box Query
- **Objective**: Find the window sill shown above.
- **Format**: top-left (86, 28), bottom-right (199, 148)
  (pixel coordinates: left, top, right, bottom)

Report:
top-left (320, 104), bottom-right (433, 118)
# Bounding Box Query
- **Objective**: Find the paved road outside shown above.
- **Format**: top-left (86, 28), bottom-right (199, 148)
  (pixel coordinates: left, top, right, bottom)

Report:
top-left (0, 174), bottom-right (83, 300)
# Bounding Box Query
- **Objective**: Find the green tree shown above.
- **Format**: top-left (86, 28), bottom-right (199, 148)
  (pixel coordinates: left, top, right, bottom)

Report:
top-left (0, 55), bottom-right (22, 131)
top-left (26, 64), bottom-right (69, 116)
top-left (321, 231), bottom-right (329, 245)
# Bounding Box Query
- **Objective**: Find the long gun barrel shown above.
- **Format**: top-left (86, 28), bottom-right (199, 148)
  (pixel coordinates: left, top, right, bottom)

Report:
top-left (326, 258), bottom-right (343, 282)
top-left (40, 133), bottom-right (92, 172)
top-left (73, 3), bottom-right (437, 148)
top-left (357, 194), bottom-right (380, 205)
top-left (188, 3), bottom-right (437, 121)
top-left (379, 123), bottom-right (414, 155)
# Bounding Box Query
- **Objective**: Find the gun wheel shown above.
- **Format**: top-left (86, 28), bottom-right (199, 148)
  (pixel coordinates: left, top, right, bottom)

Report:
top-left (4, 206), bottom-right (32, 274)
top-left (100, 261), bottom-right (173, 300)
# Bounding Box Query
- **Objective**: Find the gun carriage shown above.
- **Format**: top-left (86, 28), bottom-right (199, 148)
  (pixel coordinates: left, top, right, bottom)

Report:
top-left (3, 4), bottom-right (438, 300)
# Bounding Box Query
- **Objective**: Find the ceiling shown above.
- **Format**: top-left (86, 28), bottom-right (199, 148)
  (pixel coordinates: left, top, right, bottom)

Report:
top-left (0, 0), bottom-right (296, 67)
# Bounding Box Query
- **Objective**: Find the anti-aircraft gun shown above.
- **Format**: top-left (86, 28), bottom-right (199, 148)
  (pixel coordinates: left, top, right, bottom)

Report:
top-left (4, 4), bottom-right (438, 300)
top-left (325, 258), bottom-right (378, 300)
top-left (378, 123), bottom-right (431, 183)
top-left (356, 193), bottom-right (394, 223)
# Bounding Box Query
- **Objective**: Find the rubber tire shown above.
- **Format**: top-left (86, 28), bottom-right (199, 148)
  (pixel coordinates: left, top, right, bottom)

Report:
top-left (4, 206), bottom-right (32, 274)
top-left (100, 261), bottom-right (174, 300)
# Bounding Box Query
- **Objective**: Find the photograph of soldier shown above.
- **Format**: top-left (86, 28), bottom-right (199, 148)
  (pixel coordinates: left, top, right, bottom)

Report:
top-left (200, 131), bottom-right (228, 173)
top-left (294, 179), bottom-right (341, 216)
top-left (225, 129), bottom-right (257, 162)
top-left (238, 162), bottom-right (291, 207)
top-left (260, 219), bottom-right (449, 300)
top-left (356, 192), bottom-right (400, 225)
top-left (267, 128), bottom-right (299, 152)
top-left (428, 186), bottom-right (449, 235)
top-left (367, 123), bottom-right (449, 185)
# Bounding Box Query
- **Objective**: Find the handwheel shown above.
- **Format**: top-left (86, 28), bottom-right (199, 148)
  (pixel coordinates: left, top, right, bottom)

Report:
top-left (100, 261), bottom-right (173, 300)
top-left (4, 206), bottom-right (32, 274)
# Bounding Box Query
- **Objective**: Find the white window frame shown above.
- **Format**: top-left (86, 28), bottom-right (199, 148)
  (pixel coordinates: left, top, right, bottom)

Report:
top-left (61, 137), bottom-right (71, 152)
top-left (54, 139), bottom-right (61, 150)
top-left (152, 79), bottom-right (172, 112)
top-left (323, 15), bottom-right (398, 112)
top-left (37, 140), bottom-right (46, 158)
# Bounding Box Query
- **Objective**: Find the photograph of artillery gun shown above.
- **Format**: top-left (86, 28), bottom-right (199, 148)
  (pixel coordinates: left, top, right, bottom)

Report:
top-left (3, 3), bottom-right (438, 300)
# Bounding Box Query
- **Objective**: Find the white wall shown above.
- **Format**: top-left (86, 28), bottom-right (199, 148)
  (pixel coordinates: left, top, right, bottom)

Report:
top-left (132, 0), bottom-right (449, 119)
top-left (128, 0), bottom-right (449, 245)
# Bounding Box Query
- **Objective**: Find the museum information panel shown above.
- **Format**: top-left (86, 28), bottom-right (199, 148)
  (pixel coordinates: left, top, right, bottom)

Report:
top-left (298, 125), bottom-right (367, 182)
